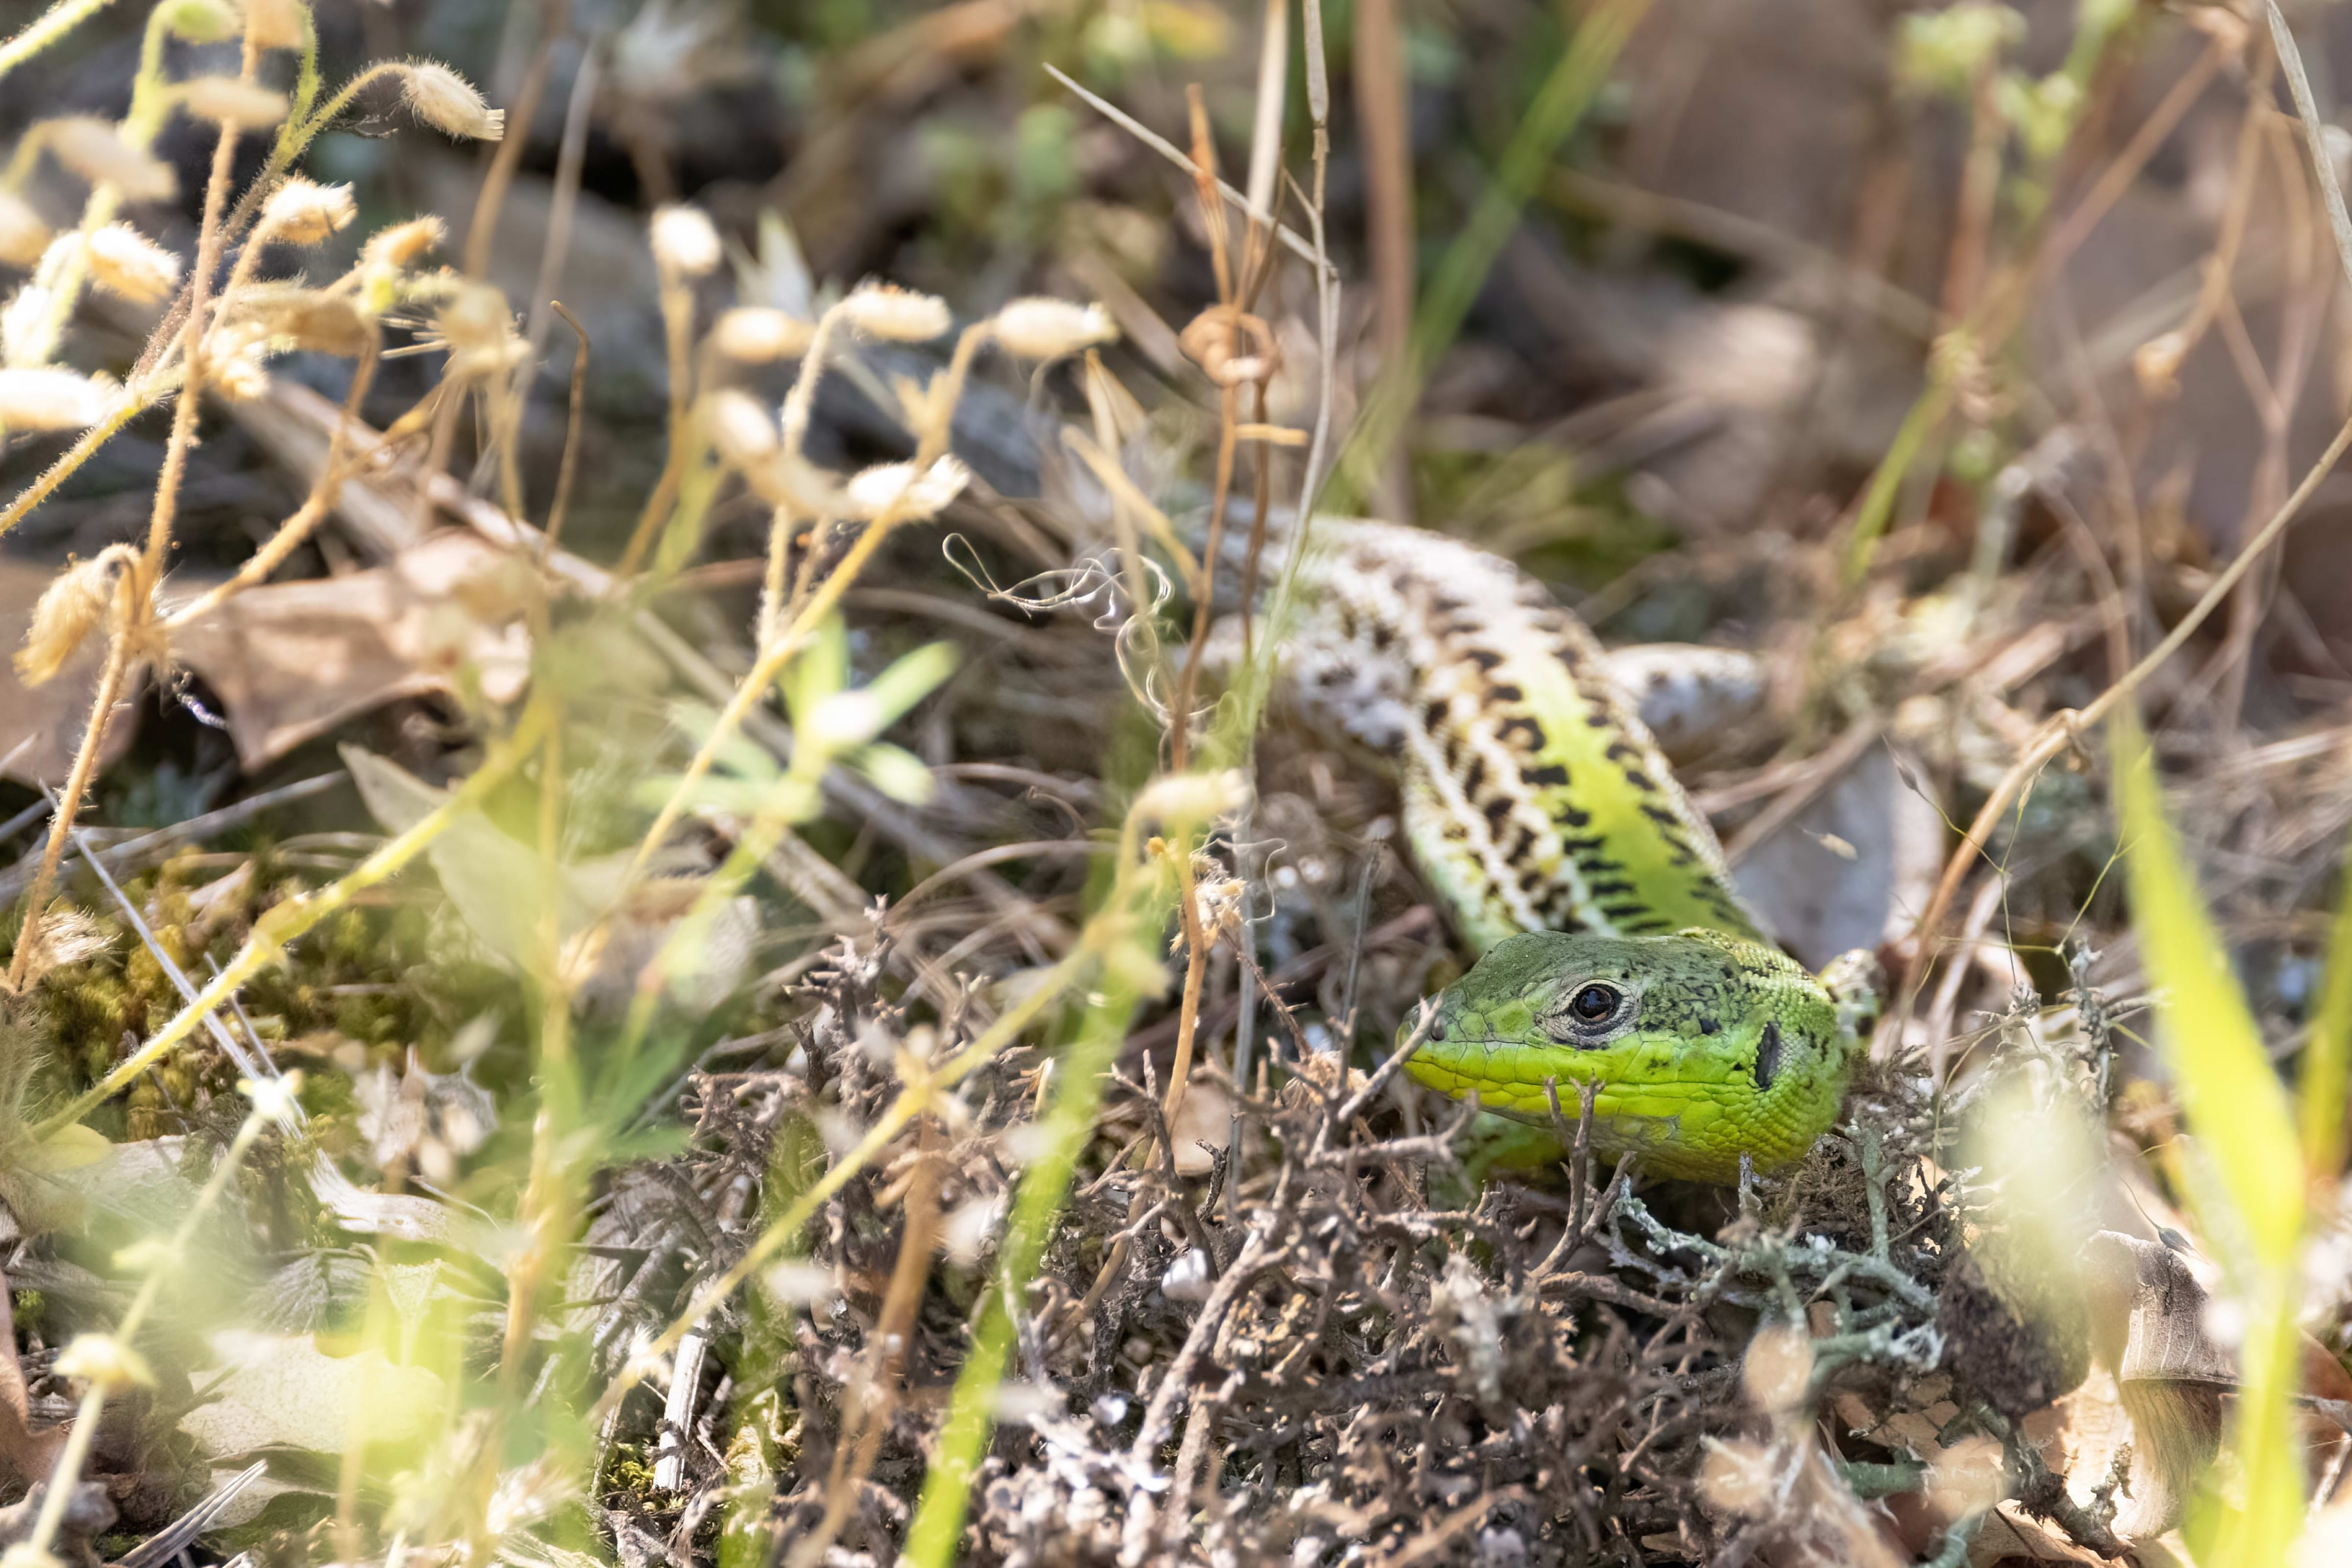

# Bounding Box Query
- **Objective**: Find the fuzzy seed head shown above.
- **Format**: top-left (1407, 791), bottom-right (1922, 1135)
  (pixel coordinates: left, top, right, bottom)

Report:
top-left (844, 454), bottom-right (969, 520)
top-left (85, 222), bottom-right (182, 306)
top-left (181, 76), bottom-right (291, 129)
top-left (364, 216), bottom-right (446, 269)
top-left (15, 547), bottom-right (133, 684)
top-left (204, 332), bottom-right (273, 400)
top-left (840, 281), bottom-right (951, 342)
top-left (243, 0), bottom-right (311, 50)
top-left (240, 1069), bottom-right (307, 1127)
top-left (230, 287), bottom-right (373, 358)
top-left (650, 204), bottom-right (722, 277)
top-left (991, 297), bottom-right (1117, 361)
top-left (1131, 769), bottom-right (1248, 829)
top-left (262, 178), bottom-right (356, 244)
top-left (56, 1332), bottom-right (155, 1393)
top-left (0, 368), bottom-right (123, 436)
top-left (704, 390), bottom-right (780, 467)
top-left (433, 283), bottom-right (524, 379)
top-left (403, 62), bottom-right (505, 141)
top-left (46, 116), bottom-right (177, 202)
top-left (0, 192), bottom-right (51, 269)
top-left (158, 0), bottom-right (240, 43)
top-left (712, 306), bottom-right (814, 362)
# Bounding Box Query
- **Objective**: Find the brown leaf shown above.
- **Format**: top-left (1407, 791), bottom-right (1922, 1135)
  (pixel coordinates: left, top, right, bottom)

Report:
top-left (170, 532), bottom-right (532, 770)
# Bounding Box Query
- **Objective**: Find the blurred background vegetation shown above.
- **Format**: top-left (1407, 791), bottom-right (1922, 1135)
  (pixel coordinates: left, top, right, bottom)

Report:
top-left (6, 0), bottom-right (2352, 1565)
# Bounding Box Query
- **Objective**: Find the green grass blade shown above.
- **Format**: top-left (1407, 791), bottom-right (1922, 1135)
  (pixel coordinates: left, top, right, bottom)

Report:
top-left (2111, 710), bottom-right (2305, 1562)
top-left (2300, 821), bottom-right (2352, 1182)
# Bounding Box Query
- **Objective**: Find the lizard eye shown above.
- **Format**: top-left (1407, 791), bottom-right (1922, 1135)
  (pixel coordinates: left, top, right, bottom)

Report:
top-left (1569, 983), bottom-right (1619, 1022)
top-left (1545, 982), bottom-right (1628, 1044)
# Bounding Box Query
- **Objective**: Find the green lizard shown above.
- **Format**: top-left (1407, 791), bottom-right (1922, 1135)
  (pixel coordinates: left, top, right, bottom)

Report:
top-left (1269, 518), bottom-right (1878, 1183)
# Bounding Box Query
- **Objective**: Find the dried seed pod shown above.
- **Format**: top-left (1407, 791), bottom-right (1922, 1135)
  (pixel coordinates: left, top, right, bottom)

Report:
top-left (45, 116), bottom-right (177, 202)
top-left (0, 368), bottom-right (122, 436)
top-left (843, 454), bottom-right (969, 520)
top-left (712, 306), bottom-right (813, 362)
top-left (991, 297), bottom-right (1117, 361)
top-left (16, 543), bottom-right (137, 683)
top-left (704, 389), bottom-right (780, 467)
top-left (840, 281), bottom-right (950, 342)
top-left (243, 0), bottom-right (311, 51)
top-left (180, 77), bottom-right (291, 128)
top-left (401, 62), bottom-right (505, 141)
top-left (650, 205), bottom-right (722, 277)
top-left (261, 178), bottom-right (356, 244)
top-left (84, 222), bottom-right (181, 305)
top-left (363, 216), bottom-right (445, 269)
top-left (0, 191), bottom-right (51, 268)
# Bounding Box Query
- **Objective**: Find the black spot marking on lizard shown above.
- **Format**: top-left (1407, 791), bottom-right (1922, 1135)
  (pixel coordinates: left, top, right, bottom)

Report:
top-left (1585, 879), bottom-right (1637, 898)
top-left (1499, 717), bottom-right (1545, 750)
top-left (1421, 700), bottom-right (1449, 732)
top-left (1623, 771), bottom-right (1661, 795)
top-left (1506, 824), bottom-right (1537, 862)
top-left (1547, 796), bottom-right (1586, 821)
top-left (1625, 918), bottom-right (1674, 934)
top-left (1698, 1016), bottom-right (1719, 1036)
top-left (1482, 797), bottom-right (1516, 832)
top-left (1597, 902), bottom-right (1649, 923)
top-left (1558, 834), bottom-right (1609, 855)
top-left (1370, 622), bottom-right (1395, 651)
top-left (1639, 803), bottom-right (1682, 829)
top-left (1585, 709), bottom-right (1613, 728)
top-left (1466, 648), bottom-right (1505, 672)
top-left (1488, 683), bottom-right (1524, 703)
top-left (1338, 605), bottom-right (1361, 642)
top-left (1529, 764), bottom-right (1571, 789)
top-left (1753, 1021), bottom-right (1782, 1091)
top-left (1460, 756), bottom-right (1488, 796)
top-left (1605, 740), bottom-right (1641, 763)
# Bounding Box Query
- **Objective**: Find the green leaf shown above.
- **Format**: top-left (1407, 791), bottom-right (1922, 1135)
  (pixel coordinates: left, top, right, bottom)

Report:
top-left (2111, 710), bottom-right (2305, 1563)
top-left (779, 615), bottom-right (851, 726)
top-left (342, 745), bottom-right (627, 971)
top-left (856, 742), bottom-right (936, 806)
top-left (861, 641), bottom-right (959, 729)
top-left (2301, 822), bottom-right (2352, 1182)
top-left (2112, 715), bottom-right (2303, 1260)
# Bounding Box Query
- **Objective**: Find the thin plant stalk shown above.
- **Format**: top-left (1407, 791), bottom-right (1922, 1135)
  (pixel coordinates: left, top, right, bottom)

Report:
top-left (4, 566), bottom-right (137, 993)
top-left (0, 0), bottom-right (122, 84)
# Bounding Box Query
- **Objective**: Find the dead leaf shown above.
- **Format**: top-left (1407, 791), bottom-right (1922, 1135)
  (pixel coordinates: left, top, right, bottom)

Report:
top-left (170, 532), bottom-right (532, 771)
top-left (1734, 744), bottom-right (1944, 971)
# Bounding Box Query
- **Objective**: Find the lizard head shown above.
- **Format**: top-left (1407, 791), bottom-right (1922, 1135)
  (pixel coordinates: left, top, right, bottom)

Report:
top-left (1404, 927), bottom-right (1855, 1182)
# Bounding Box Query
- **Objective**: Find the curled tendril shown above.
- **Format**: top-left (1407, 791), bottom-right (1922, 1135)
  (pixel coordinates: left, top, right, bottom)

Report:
top-left (941, 535), bottom-right (1203, 732)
